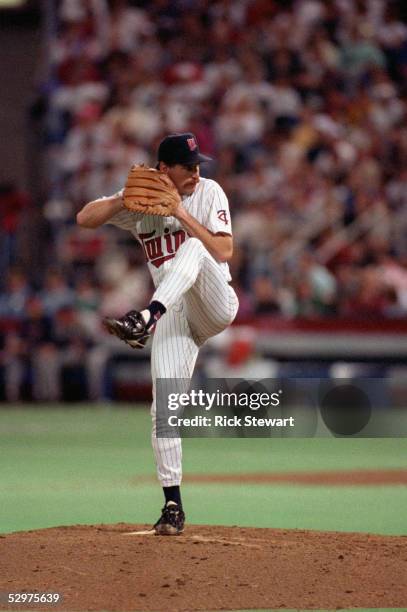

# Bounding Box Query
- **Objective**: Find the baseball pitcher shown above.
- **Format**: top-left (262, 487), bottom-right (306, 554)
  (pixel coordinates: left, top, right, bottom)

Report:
top-left (77, 133), bottom-right (239, 534)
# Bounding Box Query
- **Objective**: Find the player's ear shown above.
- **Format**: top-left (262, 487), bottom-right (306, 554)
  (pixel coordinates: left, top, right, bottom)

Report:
top-left (158, 161), bottom-right (169, 173)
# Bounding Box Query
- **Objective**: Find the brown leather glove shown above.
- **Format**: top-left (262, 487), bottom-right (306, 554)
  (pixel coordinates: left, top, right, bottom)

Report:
top-left (123, 164), bottom-right (181, 216)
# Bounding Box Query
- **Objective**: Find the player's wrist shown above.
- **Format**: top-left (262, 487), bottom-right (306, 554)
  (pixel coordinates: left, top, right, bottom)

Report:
top-left (114, 190), bottom-right (125, 209)
top-left (173, 203), bottom-right (187, 220)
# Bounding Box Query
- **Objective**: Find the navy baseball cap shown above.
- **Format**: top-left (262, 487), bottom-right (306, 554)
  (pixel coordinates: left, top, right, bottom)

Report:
top-left (157, 133), bottom-right (212, 165)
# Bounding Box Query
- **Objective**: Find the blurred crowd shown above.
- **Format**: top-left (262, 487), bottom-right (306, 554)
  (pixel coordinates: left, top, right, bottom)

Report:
top-left (1, 0), bottom-right (407, 400)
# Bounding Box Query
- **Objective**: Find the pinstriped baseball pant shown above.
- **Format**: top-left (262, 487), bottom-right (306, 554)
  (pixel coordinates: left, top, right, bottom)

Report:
top-left (150, 237), bottom-right (239, 486)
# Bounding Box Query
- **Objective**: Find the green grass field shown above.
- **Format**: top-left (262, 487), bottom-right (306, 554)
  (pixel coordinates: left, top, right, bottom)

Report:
top-left (1, 405), bottom-right (407, 536)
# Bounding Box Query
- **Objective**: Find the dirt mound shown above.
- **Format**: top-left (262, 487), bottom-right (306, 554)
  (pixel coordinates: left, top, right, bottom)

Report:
top-left (1, 524), bottom-right (406, 611)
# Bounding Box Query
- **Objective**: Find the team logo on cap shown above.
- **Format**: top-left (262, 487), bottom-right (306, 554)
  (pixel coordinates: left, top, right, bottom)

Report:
top-left (187, 137), bottom-right (197, 151)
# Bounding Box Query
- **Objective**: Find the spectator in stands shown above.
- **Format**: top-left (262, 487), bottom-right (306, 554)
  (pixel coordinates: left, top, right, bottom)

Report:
top-left (0, 333), bottom-right (26, 402)
top-left (39, 269), bottom-right (75, 317)
top-left (297, 252), bottom-right (337, 316)
top-left (22, 296), bottom-right (60, 402)
top-left (0, 269), bottom-right (31, 320)
top-left (0, 183), bottom-right (31, 282)
top-left (252, 276), bottom-right (280, 315)
top-left (340, 266), bottom-right (389, 319)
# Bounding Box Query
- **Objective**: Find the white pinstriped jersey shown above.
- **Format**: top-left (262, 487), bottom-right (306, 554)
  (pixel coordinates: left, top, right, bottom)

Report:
top-left (106, 178), bottom-right (232, 286)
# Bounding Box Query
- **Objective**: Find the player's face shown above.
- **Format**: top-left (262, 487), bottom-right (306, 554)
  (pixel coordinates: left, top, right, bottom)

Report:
top-left (164, 163), bottom-right (200, 196)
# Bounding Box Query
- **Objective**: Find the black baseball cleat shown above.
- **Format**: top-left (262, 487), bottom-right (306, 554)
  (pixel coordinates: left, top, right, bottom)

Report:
top-left (154, 501), bottom-right (185, 536)
top-left (103, 309), bottom-right (150, 349)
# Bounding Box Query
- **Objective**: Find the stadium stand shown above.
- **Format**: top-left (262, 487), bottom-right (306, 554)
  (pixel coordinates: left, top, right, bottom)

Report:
top-left (0, 0), bottom-right (406, 401)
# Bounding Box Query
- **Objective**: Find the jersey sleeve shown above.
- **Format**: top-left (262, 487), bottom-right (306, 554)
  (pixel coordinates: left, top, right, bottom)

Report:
top-left (205, 182), bottom-right (233, 235)
top-left (104, 189), bottom-right (143, 230)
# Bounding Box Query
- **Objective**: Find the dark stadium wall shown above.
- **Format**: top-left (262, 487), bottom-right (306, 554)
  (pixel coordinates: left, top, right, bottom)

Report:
top-left (0, 10), bottom-right (41, 190)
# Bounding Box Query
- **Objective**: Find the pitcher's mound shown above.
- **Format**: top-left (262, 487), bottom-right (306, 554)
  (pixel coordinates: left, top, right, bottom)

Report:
top-left (1, 524), bottom-right (406, 611)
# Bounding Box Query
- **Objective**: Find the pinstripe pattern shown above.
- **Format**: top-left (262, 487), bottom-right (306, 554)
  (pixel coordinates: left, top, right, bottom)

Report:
top-left (150, 301), bottom-right (199, 486)
top-left (153, 237), bottom-right (238, 343)
top-left (106, 178), bottom-right (238, 486)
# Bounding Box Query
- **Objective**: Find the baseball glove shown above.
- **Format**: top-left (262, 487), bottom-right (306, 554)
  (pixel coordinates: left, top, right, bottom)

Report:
top-left (123, 164), bottom-right (181, 216)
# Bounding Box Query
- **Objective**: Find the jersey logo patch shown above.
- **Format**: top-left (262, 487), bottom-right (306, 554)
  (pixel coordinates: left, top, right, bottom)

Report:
top-left (139, 229), bottom-right (187, 268)
top-left (217, 210), bottom-right (229, 225)
top-left (187, 137), bottom-right (197, 151)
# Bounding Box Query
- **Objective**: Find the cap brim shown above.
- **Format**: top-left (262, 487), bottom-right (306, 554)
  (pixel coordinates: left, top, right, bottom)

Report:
top-left (197, 153), bottom-right (213, 163)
